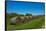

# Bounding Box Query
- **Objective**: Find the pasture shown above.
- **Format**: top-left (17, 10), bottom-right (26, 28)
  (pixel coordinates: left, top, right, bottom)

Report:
top-left (6, 14), bottom-right (45, 30)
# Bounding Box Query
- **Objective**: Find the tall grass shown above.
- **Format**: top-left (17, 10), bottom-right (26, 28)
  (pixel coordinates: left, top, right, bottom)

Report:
top-left (6, 15), bottom-right (45, 30)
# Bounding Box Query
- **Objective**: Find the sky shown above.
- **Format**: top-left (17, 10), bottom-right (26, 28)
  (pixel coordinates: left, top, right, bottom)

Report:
top-left (6, 1), bottom-right (45, 16)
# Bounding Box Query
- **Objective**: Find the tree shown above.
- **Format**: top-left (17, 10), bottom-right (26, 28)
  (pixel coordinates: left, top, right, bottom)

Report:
top-left (25, 13), bottom-right (32, 16)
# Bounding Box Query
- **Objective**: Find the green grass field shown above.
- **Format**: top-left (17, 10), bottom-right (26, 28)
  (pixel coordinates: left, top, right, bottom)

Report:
top-left (6, 15), bottom-right (45, 30)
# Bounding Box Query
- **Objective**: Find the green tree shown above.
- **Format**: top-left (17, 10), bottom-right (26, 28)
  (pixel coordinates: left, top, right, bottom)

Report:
top-left (25, 13), bottom-right (32, 16)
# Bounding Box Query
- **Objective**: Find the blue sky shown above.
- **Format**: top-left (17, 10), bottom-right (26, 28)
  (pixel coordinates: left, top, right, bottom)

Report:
top-left (6, 1), bottom-right (45, 16)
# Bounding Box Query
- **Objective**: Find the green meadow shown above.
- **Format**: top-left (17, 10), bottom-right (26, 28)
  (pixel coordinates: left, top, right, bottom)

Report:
top-left (6, 13), bottom-right (45, 30)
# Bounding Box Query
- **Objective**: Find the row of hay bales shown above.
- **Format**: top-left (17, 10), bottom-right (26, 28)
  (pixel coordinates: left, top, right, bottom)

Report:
top-left (10, 16), bottom-right (32, 25)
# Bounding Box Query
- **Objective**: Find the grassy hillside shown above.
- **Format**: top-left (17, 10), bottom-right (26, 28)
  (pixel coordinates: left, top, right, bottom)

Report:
top-left (6, 13), bottom-right (45, 30)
